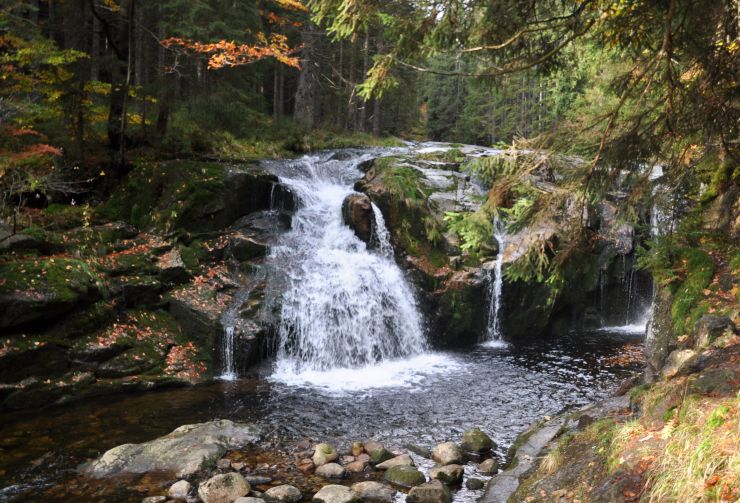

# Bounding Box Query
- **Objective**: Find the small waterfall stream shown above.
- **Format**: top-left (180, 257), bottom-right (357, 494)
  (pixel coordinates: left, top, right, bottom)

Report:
top-left (484, 216), bottom-right (507, 344)
top-left (263, 151), bottom-right (442, 389)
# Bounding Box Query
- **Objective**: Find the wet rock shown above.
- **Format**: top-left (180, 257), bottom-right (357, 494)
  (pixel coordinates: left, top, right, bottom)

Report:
top-left (368, 447), bottom-right (394, 466)
top-left (168, 480), bottom-right (191, 500)
top-left (341, 455), bottom-right (355, 464)
top-left (341, 194), bottom-right (376, 245)
top-left (345, 460), bottom-right (368, 473)
top-left (695, 316), bottom-right (735, 348)
top-left (235, 498), bottom-right (266, 503)
top-left (121, 277), bottom-right (163, 307)
top-left (363, 441), bottom-right (383, 454)
top-left (312, 485), bottom-right (360, 503)
top-left (351, 442), bottom-right (364, 457)
top-left (461, 428), bottom-right (494, 453)
top-left (297, 458), bottom-right (314, 473)
top-left (142, 497), bottom-right (167, 503)
top-left (356, 453), bottom-right (370, 463)
top-left (245, 476), bottom-right (273, 485)
top-left (232, 462), bottom-right (246, 471)
top-left (383, 465), bottom-right (426, 488)
top-left (376, 454), bottom-right (414, 470)
top-left (313, 443), bottom-right (339, 466)
top-left (157, 249), bottom-right (190, 285)
top-left (478, 458), bottom-right (498, 475)
top-left (661, 349), bottom-right (698, 378)
top-left (198, 472), bottom-right (250, 503)
top-left (351, 481), bottom-right (396, 502)
top-left (465, 478), bottom-right (484, 490)
top-left (228, 235), bottom-right (267, 261)
top-left (406, 480), bottom-right (452, 503)
top-left (216, 458), bottom-right (231, 469)
top-left (429, 464), bottom-right (463, 485)
top-left (405, 444), bottom-right (432, 459)
top-left (432, 442), bottom-right (464, 466)
top-left (315, 462), bottom-right (346, 479)
top-left (83, 420), bottom-right (261, 477)
top-left (264, 484), bottom-right (302, 503)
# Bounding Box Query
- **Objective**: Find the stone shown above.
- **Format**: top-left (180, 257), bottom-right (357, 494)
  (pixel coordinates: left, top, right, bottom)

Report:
top-left (465, 478), bottom-right (484, 490)
top-left (691, 368), bottom-right (738, 396)
top-left (431, 442), bottom-right (464, 466)
top-left (478, 458), bottom-right (499, 475)
top-left (368, 447), bottom-right (394, 466)
top-left (312, 485), bottom-right (361, 503)
top-left (376, 454), bottom-right (414, 470)
top-left (142, 497), bottom-right (167, 503)
top-left (313, 443), bottom-right (339, 466)
top-left (157, 249), bottom-right (190, 284)
top-left (232, 462), bottom-right (246, 471)
top-left (235, 498), bottom-right (266, 503)
top-left (362, 441), bottom-right (383, 454)
top-left (351, 481), bottom-right (397, 502)
top-left (351, 442), bottom-right (364, 457)
top-left (405, 443), bottom-right (432, 459)
top-left (345, 460), bottom-right (367, 473)
top-left (245, 476), bottom-right (273, 485)
top-left (406, 480), bottom-right (452, 503)
top-left (228, 236), bottom-right (267, 261)
top-left (264, 485), bottom-right (302, 503)
top-left (198, 472), bottom-right (250, 503)
top-left (695, 316), bottom-right (735, 348)
top-left (341, 194), bottom-right (376, 245)
top-left (297, 458), bottom-right (314, 473)
top-left (661, 349), bottom-right (699, 378)
top-left (383, 465), bottom-right (426, 488)
top-left (356, 453), bottom-right (370, 463)
top-left (168, 480), bottom-right (191, 500)
top-left (83, 420), bottom-right (261, 478)
top-left (216, 458), bottom-right (231, 469)
top-left (341, 455), bottom-right (355, 464)
top-left (315, 462), bottom-right (346, 479)
top-left (461, 428), bottom-right (494, 453)
top-left (429, 464), bottom-right (463, 485)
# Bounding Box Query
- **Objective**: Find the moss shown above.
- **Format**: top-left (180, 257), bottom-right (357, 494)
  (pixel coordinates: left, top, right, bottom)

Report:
top-left (0, 257), bottom-right (100, 302)
top-left (670, 248), bottom-right (715, 334)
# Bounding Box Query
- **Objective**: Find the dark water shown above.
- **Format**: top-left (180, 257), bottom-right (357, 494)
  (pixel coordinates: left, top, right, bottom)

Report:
top-left (0, 328), bottom-right (643, 502)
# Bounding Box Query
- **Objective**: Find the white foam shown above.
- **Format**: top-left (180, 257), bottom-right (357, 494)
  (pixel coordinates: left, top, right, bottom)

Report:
top-left (269, 353), bottom-right (464, 394)
top-left (595, 323), bottom-right (647, 335)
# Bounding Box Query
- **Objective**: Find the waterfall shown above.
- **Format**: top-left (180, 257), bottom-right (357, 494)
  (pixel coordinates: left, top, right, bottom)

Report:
top-left (220, 326), bottom-right (236, 380)
top-left (484, 216), bottom-right (507, 343)
top-left (265, 153), bottom-right (428, 379)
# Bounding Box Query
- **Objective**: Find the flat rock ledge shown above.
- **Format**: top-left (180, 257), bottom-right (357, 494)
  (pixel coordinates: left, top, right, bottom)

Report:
top-left (481, 396), bottom-right (628, 503)
top-left (82, 419), bottom-right (261, 478)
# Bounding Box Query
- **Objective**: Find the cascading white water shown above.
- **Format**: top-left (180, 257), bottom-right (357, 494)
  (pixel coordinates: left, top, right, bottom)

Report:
top-left (266, 152), bottom-right (434, 387)
top-left (221, 326), bottom-right (236, 380)
top-left (485, 216), bottom-right (507, 343)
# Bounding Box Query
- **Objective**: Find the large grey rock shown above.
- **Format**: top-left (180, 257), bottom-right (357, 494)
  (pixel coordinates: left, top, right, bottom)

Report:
top-left (168, 480), bottom-right (192, 500)
top-left (315, 462), bottom-right (346, 479)
top-left (312, 443), bottom-right (339, 466)
top-left (312, 485), bottom-right (360, 503)
top-left (83, 420), bottom-right (261, 477)
top-left (264, 485), bottom-right (302, 503)
top-left (478, 458), bottom-right (499, 475)
top-left (429, 464), bottom-right (463, 485)
top-left (661, 349), bottom-right (698, 378)
top-left (198, 472), bottom-right (250, 503)
top-left (695, 316), bottom-right (735, 348)
top-left (406, 480), bottom-right (452, 503)
top-left (461, 428), bottom-right (494, 453)
top-left (383, 465), bottom-right (426, 488)
top-left (351, 481), bottom-right (396, 502)
top-left (432, 442), bottom-right (464, 466)
top-left (376, 454), bottom-right (414, 470)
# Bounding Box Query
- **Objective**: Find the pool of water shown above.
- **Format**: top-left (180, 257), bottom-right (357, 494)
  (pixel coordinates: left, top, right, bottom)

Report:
top-left (0, 327), bottom-right (644, 502)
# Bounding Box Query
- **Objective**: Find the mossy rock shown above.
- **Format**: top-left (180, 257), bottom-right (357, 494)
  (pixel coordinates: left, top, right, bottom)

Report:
top-left (0, 257), bottom-right (101, 328)
top-left (461, 428), bottom-right (494, 453)
top-left (383, 465), bottom-right (426, 488)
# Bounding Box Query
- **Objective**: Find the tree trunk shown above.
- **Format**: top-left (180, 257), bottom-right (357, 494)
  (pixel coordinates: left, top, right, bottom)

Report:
top-left (294, 25), bottom-right (319, 129)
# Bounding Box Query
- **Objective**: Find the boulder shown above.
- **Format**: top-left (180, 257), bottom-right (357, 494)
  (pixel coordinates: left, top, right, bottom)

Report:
top-left (312, 485), bottom-right (360, 503)
top-left (694, 316), bottom-right (735, 348)
top-left (297, 458), bottom-right (314, 473)
top-left (157, 249), bottom-right (190, 285)
top-left (432, 442), bottom-right (464, 466)
top-left (465, 478), bottom-right (484, 490)
top-left (315, 462), bottom-right (346, 479)
top-left (350, 481), bottom-right (396, 502)
top-left (245, 476), bottom-right (273, 485)
top-left (228, 235), bottom-right (267, 261)
top-left (351, 442), bottom-right (364, 457)
top-left (376, 454), bottom-right (414, 470)
top-left (406, 480), bottom-right (452, 503)
top-left (264, 485), bottom-right (302, 503)
top-left (461, 428), bottom-right (494, 453)
top-left (478, 458), bottom-right (499, 475)
top-left (342, 194), bottom-right (376, 244)
top-left (661, 349), bottom-right (698, 378)
top-left (405, 444), bottom-right (432, 459)
top-left (235, 498), bottom-right (266, 503)
top-left (345, 460), bottom-right (368, 473)
top-left (313, 443), bottom-right (339, 466)
top-left (198, 472), bottom-right (250, 503)
top-left (168, 480), bottom-right (191, 500)
top-left (383, 465), bottom-right (426, 488)
top-left (368, 447), bottom-right (394, 466)
top-left (429, 464), bottom-right (463, 485)
top-left (83, 420), bottom-right (261, 477)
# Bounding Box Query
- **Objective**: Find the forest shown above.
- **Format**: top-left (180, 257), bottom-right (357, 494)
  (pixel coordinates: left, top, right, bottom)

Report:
top-left (0, 1), bottom-right (738, 503)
